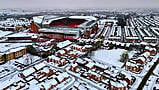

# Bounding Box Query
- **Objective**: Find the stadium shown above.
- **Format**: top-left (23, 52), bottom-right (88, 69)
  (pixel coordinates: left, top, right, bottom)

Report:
top-left (30, 16), bottom-right (99, 40)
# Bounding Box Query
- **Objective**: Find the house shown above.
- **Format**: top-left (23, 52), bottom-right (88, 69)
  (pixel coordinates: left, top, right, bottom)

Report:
top-left (110, 80), bottom-right (127, 90)
top-left (0, 53), bottom-right (4, 63)
top-left (4, 47), bottom-right (27, 61)
top-left (48, 55), bottom-right (67, 66)
top-left (59, 59), bottom-right (67, 66)
top-left (57, 40), bottom-right (72, 49)
top-left (68, 51), bottom-right (78, 58)
top-left (125, 62), bottom-right (143, 73)
top-left (48, 55), bottom-right (60, 63)
top-left (140, 52), bottom-right (150, 59)
top-left (119, 71), bottom-right (136, 85)
top-left (71, 45), bottom-right (83, 51)
top-left (144, 46), bottom-right (157, 56)
top-left (87, 71), bottom-right (103, 81)
top-left (85, 62), bottom-right (94, 70)
top-left (41, 79), bottom-right (58, 90)
top-left (134, 57), bottom-right (146, 64)
top-left (56, 50), bottom-right (66, 57)
top-left (70, 63), bottom-right (78, 70)
top-left (13, 47), bottom-right (27, 59)
top-left (63, 47), bottom-right (72, 53)
top-left (3, 80), bottom-right (28, 90)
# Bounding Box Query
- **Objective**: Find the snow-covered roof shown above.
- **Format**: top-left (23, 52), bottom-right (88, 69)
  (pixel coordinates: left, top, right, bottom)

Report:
top-left (83, 45), bottom-right (92, 49)
top-left (57, 40), bottom-right (72, 49)
top-left (6, 33), bottom-right (37, 38)
top-left (99, 19), bottom-right (118, 24)
top-left (22, 68), bottom-right (35, 77)
top-left (85, 62), bottom-right (94, 68)
top-left (64, 47), bottom-right (71, 51)
top-left (34, 63), bottom-right (46, 70)
top-left (140, 42), bottom-right (148, 45)
top-left (49, 55), bottom-right (60, 60)
top-left (136, 57), bottom-right (146, 62)
top-left (6, 47), bottom-right (26, 54)
top-left (125, 37), bottom-right (139, 39)
top-left (68, 51), bottom-right (76, 55)
top-left (72, 63), bottom-right (78, 67)
top-left (120, 71), bottom-right (132, 79)
top-left (57, 74), bottom-right (64, 82)
top-left (72, 44), bottom-right (83, 48)
top-left (95, 63), bottom-right (108, 69)
top-left (126, 62), bottom-right (141, 66)
top-left (33, 16), bottom-right (44, 24)
top-left (69, 16), bottom-right (97, 21)
top-left (140, 52), bottom-right (150, 58)
top-left (144, 37), bottom-right (157, 40)
top-left (76, 58), bottom-right (86, 64)
top-left (41, 67), bottom-right (50, 73)
top-left (43, 16), bottom-right (66, 25)
top-left (57, 50), bottom-right (66, 54)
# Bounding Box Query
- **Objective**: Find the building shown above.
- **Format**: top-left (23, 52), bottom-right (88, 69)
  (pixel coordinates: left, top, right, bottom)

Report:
top-left (31, 16), bottom-right (99, 40)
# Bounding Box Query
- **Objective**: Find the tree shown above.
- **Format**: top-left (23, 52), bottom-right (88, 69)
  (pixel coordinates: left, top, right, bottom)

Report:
top-left (120, 52), bottom-right (129, 62)
top-left (26, 45), bottom-right (38, 55)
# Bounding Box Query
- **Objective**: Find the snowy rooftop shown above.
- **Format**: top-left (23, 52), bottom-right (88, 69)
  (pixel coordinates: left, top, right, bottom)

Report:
top-left (6, 33), bottom-right (38, 38)
top-left (57, 40), bottom-right (72, 49)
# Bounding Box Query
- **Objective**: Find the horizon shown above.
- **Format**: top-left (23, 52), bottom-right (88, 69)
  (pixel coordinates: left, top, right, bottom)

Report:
top-left (0, 0), bottom-right (159, 10)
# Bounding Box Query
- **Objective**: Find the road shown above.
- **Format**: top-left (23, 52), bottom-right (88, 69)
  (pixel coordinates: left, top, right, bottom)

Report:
top-left (137, 57), bottom-right (159, 90)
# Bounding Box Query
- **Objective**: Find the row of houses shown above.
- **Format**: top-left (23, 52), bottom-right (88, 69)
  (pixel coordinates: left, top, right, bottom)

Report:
top-left (136, 27), bottom-right (157, 43)
top-left (0, 18), bottom-right (30, 31)
top-left (46, 40), bottom-right (93, 68)
top-left (77, 38), bottom-right (102, 45)
top-left (47, 55), bottom-right (68, 66)
top-left (128, 17), bottom-right (159, 42)
top-left (124, 26), bottom-right (139, 43)
top-left (68, 58), bottom-right (136, 90)
top-left (103, 40), bottom-right (131, 50)
top-left (0, 47), bottom-right (27, 64)
top-left (125, 46), bottom-right (157, 73)
top-left (108, 26), bottom-right (122, 41)
top-left (4, 63), bottom-right (73, 90)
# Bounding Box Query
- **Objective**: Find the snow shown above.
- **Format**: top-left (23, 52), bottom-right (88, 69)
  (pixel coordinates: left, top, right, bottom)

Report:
top-left (85, 62), bottom-right (94, 68)
top-left (6, 46), bottom-right (26, 54)
top-left (22, 68), bottom-right (35, 77)
top-left (0, 43), bottom-right (31, 52)
top-left (33, 16), bottom-right (44, 24)
top-left (153, 64), bottom-right (159, 76)
top-left (34, 63), bottom-right (46, 70)
top-left (91, 49), bottom-right (127, 67)
top-left (0, 30), bottom-right (13, 38)
top-left (57, 40), bottom-right (72, 49)
top-left (98, 19), bottom-right (118, 25)
top-left (6, 32), bottom-right (37, 38)
top-left (43, 16), bottom-right (66, 25)
top-left (49, 55), bottom-right (60, 60)
top-left (128, 51), bottom-right (137, 59)
top-left (69, 16), bottom-right (97, 21)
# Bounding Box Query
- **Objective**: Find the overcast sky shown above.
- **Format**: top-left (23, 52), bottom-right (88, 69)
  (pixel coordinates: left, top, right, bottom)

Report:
top-left (0, 0), bottom-right (159, 9)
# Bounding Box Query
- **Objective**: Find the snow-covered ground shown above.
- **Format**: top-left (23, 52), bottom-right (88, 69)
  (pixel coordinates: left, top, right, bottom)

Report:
top-left (0, 30), bottom-right (13, 38)
top-left (153, 64), bottom-right (159, 76)
top-left (91, 49), bottom-right (127, 67)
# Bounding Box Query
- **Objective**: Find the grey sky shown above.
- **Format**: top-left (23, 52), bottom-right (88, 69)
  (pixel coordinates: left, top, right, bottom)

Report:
top-left (0, 0), bottom-right (159, 9)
